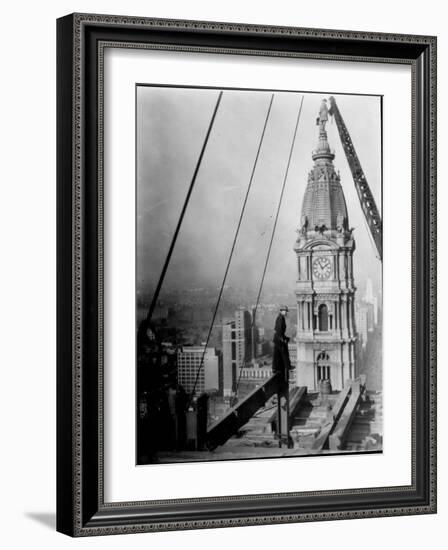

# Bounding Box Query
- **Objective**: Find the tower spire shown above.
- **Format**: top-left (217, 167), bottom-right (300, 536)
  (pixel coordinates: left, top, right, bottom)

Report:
top-left (297, 98), bottom-right (348, 235)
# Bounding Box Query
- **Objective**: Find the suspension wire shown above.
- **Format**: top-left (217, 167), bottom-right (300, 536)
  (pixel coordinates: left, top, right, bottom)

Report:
top-left (235, 94), bottom-right (305, 396)
top-left (188, 93), bottom-right (275, 403)
top-left (146, 91), bottom-right (223, 324)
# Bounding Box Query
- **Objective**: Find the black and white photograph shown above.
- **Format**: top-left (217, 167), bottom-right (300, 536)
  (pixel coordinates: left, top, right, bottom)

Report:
top-left (136, 86), bottom-right (383, 465)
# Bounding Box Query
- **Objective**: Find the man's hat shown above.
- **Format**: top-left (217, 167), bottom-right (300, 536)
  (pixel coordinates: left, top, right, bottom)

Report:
top-left (280, 305), bottom-right (289, 312)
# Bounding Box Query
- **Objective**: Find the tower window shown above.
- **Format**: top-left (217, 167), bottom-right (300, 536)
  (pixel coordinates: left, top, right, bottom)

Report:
top-left (316, 352), bottom-right (330, 381)
top-left (318, 304), bottom-right (329, 331)
top-left (317, 366), bottom-right (330, 381)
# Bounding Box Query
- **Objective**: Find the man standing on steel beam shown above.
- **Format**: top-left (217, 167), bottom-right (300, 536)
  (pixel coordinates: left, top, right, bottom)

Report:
top-left (272, 305), bottom-right (292, 380)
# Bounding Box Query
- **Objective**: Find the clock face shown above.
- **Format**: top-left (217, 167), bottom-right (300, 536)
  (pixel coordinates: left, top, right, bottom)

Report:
top-left (313, 256), bottom-right (332, 280)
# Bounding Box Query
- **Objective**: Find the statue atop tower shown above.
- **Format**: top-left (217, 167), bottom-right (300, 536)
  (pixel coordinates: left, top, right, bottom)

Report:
top-left (317, 99), bottom-right (329, 132)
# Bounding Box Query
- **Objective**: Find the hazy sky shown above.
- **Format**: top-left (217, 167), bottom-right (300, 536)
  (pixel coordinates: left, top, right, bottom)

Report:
top-left (136, 86), bottom-right (382, 305)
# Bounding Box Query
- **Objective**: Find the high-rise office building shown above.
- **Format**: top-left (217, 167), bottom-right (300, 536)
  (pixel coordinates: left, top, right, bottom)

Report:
top-left (222, 308), bottom-right (256, 398)
top-left (177, 346), bottom-right (220, 395)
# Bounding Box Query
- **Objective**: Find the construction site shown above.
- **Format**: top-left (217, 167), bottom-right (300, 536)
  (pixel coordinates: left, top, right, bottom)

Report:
top-left (137, 92), bottom-right (383, 464)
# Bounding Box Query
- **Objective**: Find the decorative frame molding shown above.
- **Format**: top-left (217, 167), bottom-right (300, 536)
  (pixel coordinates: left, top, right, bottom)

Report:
top-left (57, 13), bottom-right (437, 536)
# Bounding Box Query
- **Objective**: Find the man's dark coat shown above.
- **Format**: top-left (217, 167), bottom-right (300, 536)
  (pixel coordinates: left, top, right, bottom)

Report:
top-left (272, 313), bottom-right (290, 376)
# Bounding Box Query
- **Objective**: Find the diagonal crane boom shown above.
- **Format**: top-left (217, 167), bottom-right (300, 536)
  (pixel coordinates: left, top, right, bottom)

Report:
top-left (328, 96), bottom-right (383, 261)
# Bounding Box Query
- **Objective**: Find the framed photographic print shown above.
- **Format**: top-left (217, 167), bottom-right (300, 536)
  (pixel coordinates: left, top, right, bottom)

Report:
top-left (56, 13), bottom-right (437, 536)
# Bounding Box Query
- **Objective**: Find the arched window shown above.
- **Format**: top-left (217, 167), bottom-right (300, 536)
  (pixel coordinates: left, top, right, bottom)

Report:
top-left (318, 304), bottom-right (328, 331)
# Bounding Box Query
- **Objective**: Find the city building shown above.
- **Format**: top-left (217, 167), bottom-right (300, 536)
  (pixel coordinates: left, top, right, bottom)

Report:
top-left (222, 308), bottom-right (256, 398)
top-left (293, 102), bottom-right (358, 391)
top-left (355, 304), bottom-right (368, 349)
top-left (237, 365), bottom-right (272, 382)
top-left (288, 341), bottom-right (297, 367)
top-left (177, 346), bottom-right (221, 395)
top-left (355, 300), bottom-right (375, 349)
top-left (354, 280), bottom-right (379, 349)
top-left (287, 341), bottom-right (297, 386)
top-left (255, 326), bottom-right (267, 356)
top-left (364, 277), bottom-right (378, 325)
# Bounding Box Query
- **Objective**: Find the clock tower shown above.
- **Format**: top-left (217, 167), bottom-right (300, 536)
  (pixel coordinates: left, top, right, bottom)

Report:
top-left (293, 99), bottom-right (357, 391)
